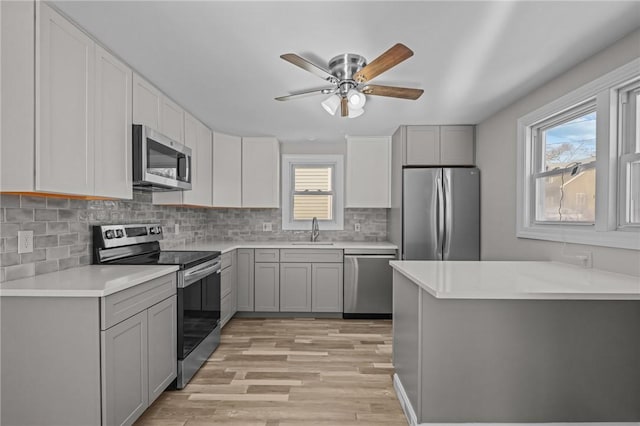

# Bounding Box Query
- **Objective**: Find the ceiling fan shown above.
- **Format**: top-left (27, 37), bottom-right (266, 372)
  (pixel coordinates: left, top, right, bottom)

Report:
top-left (275, 43), bottom-right (424, 118)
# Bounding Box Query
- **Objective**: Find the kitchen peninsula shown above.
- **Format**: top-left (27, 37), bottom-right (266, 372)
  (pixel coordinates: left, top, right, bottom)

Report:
top-left (390, 261), bottom-right (640, 424)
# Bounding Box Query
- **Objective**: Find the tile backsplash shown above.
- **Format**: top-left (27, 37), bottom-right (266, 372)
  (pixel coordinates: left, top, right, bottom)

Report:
top-left (0, 192), bottom-right (387, 283)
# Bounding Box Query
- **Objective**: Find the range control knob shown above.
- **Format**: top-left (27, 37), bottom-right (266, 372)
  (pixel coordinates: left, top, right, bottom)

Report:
top-left (115, 229), bottom-right (124, 238)
top-left (149, 227), bottom-right (157, 235)
top-left (105, 230), bottom-right (115, 239)
top-left (156, 226), bottom-right (162, 234)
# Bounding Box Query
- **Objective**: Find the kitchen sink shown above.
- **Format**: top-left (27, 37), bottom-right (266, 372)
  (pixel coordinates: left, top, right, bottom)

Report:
top-left (291, 242), bottom-right (334, 245)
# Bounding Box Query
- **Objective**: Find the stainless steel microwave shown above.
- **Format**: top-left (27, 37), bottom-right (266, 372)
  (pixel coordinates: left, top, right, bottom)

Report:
top-left (133, 124), bottom-right (192, 191)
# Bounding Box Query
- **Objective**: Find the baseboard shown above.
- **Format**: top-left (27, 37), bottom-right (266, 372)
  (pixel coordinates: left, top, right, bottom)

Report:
top-left (392, 374), bottom-right (637, 426)
top-left (393, 373), bottom-right (418, 426)
top-left (233, 311), bottom-right (342, 319)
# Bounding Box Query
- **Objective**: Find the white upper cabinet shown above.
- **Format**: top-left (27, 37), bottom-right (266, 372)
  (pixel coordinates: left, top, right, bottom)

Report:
top-left (241, 137), bottom-right (280, 208)
top-left (403, 125), bottom-right (474, 166)
top-left (2, 3), bottom-right (132, 198)
top-left (405, 126), bottom-right (440, 166)
top-left (346, 136), bottom-right (391, 208)
top-left (133, 73), bottom-right (185, 144)
top-left (160, 97), bottom-right (185, 144)
top-left (212, 132), bottom-right (242, 207)
top-left (36, 2), bottom-right (95, 195)
top-left (440, 125), bottom-right (475, 165)
top-left (94, 45), bottom-right (133, 199)
top-left (1, 0), bottom-right (35, 192)
top-left (132, 73), bottom-right (162, 130)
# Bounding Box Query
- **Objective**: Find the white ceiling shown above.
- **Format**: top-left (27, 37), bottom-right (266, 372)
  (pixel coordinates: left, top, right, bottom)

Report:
top-left (53, 1), bottom-right (640, 144)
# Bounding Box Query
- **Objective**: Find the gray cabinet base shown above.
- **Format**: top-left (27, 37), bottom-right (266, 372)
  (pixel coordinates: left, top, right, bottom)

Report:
top-left (393, 271), bottom-right (640, 423)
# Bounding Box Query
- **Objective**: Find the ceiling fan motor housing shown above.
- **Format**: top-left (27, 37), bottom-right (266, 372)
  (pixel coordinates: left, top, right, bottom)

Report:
top-left (329, 54), bottom-right (367, 81)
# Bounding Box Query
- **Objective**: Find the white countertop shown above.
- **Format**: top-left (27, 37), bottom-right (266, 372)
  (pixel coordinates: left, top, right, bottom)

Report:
top-left (390, 261), bottom-right (640, 300)
top-left (0, 265), bottom-right (179, 298)
top-left (181, 240), bottom-right (397, 253)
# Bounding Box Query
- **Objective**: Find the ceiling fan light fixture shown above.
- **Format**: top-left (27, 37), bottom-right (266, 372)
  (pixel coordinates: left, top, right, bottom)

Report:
top-left (348, 107), bottom-right (364, 119)
top-left (321, 94), bottom-right (341, 115)
top-left (347, 89), bottom-right (366, 109)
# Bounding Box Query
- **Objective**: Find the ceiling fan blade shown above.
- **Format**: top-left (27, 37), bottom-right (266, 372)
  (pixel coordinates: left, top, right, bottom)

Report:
top-left (280, 53), bottom-right (337, 83)
top-left (275, 87), bottom-right (336, 101)
top-left (353, 43), bottom-right (414, 84)
top-left (361, 84), bottom-right (424, 100)
top-left (341, 97), bottom-right (348, 117)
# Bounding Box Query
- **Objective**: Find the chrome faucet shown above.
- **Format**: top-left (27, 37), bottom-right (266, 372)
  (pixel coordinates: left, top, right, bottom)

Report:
top-left (311, 217), bottom-right (320, 242)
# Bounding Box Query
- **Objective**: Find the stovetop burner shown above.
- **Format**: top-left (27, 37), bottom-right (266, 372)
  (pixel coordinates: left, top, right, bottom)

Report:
top-left (111, 250), bottom-right (219, 270)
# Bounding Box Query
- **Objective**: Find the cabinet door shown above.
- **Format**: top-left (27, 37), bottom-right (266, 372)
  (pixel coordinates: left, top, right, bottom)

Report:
top-left (147, 296), bottom-right (177, 404)
top-left (346, 136), bottom-right (391, 207)
top-left (1, 0), bottom-right (35, 192)
top-left (231, 250), bottom-right (238, 314)
top-left (132, 73), bottom-right (161, 130)
top-left (236, 249), bottom-right (255, 311)
top-left (160, 96), bottom-right (184, 143)
top-left (311, 263), bottom-right (344, 312)
top-left (101, 311), bottom-right (148, 426)
top-left (440, 125), bottom-right (474, 165)
top-left (255, 263), bottom-right (280, 312)
top-left (405, 126), bottom-right (440, 166)
top-left (280, 263), bottom-right (312, 312)
top-left (36, 3), bottom-right (95, 195)
top-left (242, 137), bottom-right (280, 208)
top-left (94, 45), bottom-right (133, 199)
top-left (212, 132), bottom-right (242, 207)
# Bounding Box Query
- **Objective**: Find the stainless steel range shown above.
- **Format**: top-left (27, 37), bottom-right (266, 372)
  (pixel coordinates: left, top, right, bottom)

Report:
top-left (93, 224), bottom-right (221, 388)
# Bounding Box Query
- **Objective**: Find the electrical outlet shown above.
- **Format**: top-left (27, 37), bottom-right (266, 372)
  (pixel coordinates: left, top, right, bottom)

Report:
top-left (263, 222), bottom-right (273, 232)
top-left (18, 231), bottom-right (33, 254)
top-left (354, 223), bottom-right (361, 232)
top-left (175, 224), bottom-right (180, 234)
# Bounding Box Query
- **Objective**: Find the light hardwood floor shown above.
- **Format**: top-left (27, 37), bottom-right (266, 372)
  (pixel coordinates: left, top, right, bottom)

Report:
top-left (135, 317), bottom-right (407, 426)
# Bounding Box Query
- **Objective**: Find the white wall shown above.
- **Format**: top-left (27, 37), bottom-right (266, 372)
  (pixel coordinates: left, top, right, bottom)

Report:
top-left (476, 29), bottom-right (640, 276)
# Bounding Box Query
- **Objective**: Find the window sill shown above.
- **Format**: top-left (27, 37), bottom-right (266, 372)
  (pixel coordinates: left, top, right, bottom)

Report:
top-left (517, 225), bottom-right (640, 250)
top-left (282, 221), bottom-right (344, 231)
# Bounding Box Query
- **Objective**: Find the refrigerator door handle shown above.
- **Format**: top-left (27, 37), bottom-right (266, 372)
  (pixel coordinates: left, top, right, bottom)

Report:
top-left (436, 172), bottom-right (445, 259)
top-left (443, 170), bottom-right (453, 259)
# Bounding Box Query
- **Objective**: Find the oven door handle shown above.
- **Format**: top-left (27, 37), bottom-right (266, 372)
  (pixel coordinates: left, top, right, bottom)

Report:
top-left (181, 260), bottom-right (221, 288)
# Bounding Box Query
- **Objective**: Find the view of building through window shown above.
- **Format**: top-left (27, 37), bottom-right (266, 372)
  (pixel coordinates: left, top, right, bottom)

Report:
top-left (536, 111), bottom-right (597, 223)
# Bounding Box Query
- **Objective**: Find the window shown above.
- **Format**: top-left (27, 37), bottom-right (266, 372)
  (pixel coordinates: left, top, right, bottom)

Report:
top-left (517, 58), bottom-right (640, 250)
top-left (619, 80), bottom-right (640, 226)
top-left (282, 155), bottom-right (344, 230)
top-left (532, 105), bottom-right (597, 223)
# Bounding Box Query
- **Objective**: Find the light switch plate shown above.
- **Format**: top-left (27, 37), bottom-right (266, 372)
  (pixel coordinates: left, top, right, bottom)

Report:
top-left (354, 223), bottom-right (361, 232)
top-left (262, 223), bottom-right (273, 232)
top-left (18, 230), bottom-right (34, 254)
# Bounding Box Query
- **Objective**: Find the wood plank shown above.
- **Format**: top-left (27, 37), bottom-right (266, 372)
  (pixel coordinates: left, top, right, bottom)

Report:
top-left (134, 318), bottom-right (406, 425)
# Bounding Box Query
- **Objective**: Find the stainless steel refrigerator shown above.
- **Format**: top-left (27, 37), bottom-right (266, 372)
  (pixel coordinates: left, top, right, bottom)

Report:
top-left (403, 167), bottom-right (480, 260)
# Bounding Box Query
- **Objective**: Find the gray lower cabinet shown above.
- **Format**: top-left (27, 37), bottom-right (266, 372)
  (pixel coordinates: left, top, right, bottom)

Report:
top-left (0, 272), bottom-right (177, 426)
top-left (237, 249), bottom-right (255, 311)
top-left (147, 296), bottom-right (178, 402)
top-left (254, 262), bottom-right (280, 311)
top-left (280, 263), bottom-right (312, 312)
top-left (101, 310), bottom-right (149, 426)
top-left (221, 250), bottom-right (237, 327)
top-left (311, 263), bottom-right (343, 312)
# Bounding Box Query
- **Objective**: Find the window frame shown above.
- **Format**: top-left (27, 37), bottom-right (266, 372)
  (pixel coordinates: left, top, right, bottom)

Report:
top-left (531, 101), bottom-right (597, 225)
top-left (618, 79), bottom-right (640, 228)
top-left (516, 58), bottom-right (640, 250)
top-left (281, 154), bottom-right (344, 231)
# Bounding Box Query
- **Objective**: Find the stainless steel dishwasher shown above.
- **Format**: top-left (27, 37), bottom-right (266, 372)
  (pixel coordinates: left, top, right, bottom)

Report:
top-left (343, 248), bottom-right (397, 319)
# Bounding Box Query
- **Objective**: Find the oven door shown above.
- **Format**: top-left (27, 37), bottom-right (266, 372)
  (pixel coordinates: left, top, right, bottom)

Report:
top-left (177, 258), bottom-right (221, 361)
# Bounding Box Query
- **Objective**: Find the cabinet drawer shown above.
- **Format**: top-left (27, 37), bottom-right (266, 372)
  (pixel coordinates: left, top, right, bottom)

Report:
top-left (221, 251), bottom-right (233, 270)
top-left (255, 248), bottom-right (280, 262)
top-left (279, 249), bottom-right (343, 263)
top-left (101, 273), bottom-right (176, 330)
